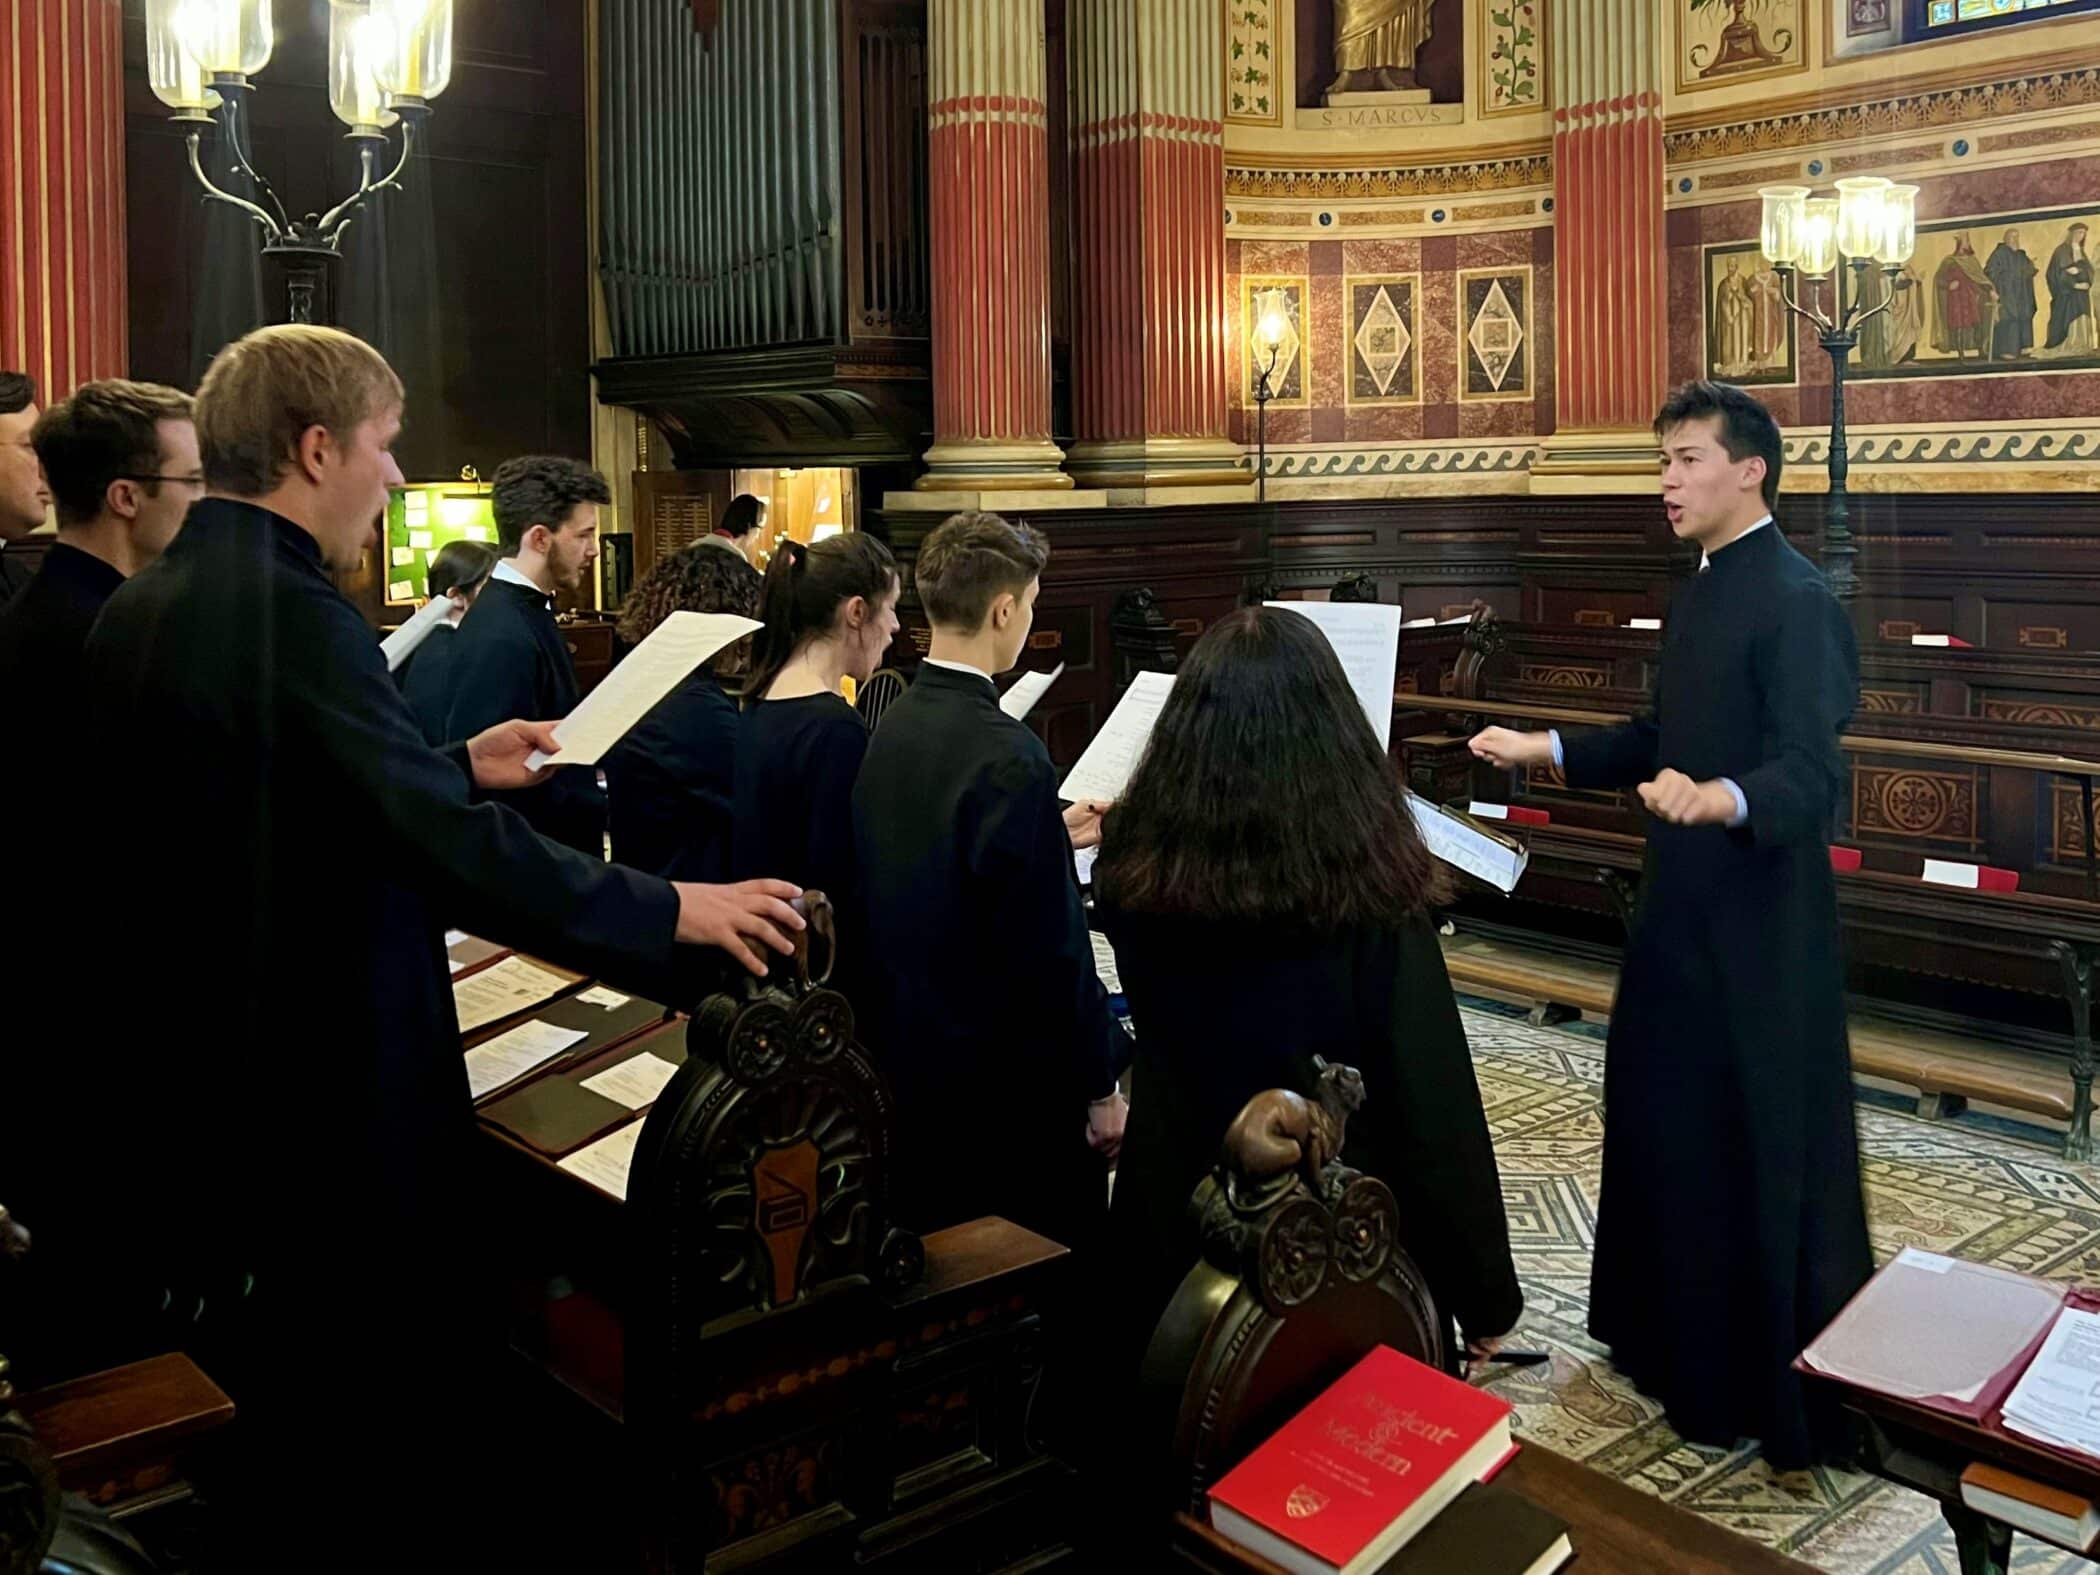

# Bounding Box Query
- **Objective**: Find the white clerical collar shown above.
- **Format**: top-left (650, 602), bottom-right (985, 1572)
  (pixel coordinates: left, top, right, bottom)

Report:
top-left (923, 656), bottom-right (994, 685)
top-left (491, 557), bottom-right (552, 600)
top-left (1700, 514), bottom-right (1772, 571)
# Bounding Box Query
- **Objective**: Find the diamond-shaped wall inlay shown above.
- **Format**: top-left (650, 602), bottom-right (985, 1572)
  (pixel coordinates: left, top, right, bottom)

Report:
top-left (1468, 279), bottom-right (1525, 392)
top-left (1353, 286), bottom-right (1412, 398)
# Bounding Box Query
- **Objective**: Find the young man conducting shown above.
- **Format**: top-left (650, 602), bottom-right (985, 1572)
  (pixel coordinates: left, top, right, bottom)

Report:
top-left (1470, 381), bottom-right (1869, 1469)
top-left (69, 325), bottom-right (802, 1558)
top-left (852, 511), bottom-right (1127, 1257)
top-left (441, 453), bottom-right (611, 852)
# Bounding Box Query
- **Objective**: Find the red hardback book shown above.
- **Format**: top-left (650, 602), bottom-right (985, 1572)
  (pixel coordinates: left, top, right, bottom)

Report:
top-left (1206, 1347), bottom-right (1516, 1575)
top-left (1829, 847), bottom-right (1863, 874)
top-left (1468, 802), bottom-right (1551, 827)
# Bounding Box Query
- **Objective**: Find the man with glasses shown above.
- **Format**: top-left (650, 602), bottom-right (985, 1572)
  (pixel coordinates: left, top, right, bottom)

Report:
top-left (0, 370), bottom-right (49, 608)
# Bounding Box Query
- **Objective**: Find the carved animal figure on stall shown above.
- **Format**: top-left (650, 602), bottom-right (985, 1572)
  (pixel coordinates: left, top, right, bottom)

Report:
top-left (1220, 1058), bottom-right (1366, 1200)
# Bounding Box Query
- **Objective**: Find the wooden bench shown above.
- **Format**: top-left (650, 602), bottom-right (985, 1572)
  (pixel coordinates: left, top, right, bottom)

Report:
top-left (1442, 934), bottom-right (2078, 1130)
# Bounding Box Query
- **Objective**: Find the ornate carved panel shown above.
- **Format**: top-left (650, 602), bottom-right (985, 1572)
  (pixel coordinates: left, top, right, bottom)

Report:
top-left (1852, 765), bottom-right (1982, 848)
top-left (1518, 662), bottom-right (1609, 689)
top-left (1859, 687), bottom-right (1922, 716)
top-left (1981, 697), bottom-right (2100, 731)
top-left (2053, 783), bottom-right (2098, 863)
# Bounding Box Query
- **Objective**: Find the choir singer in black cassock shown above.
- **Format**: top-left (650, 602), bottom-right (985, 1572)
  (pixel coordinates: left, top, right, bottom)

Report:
top-left (69, 326), bottom-right (805, 1564)
top-left (851, 511), bottom-right (1127, 1258)
top-left (440, 454), bottom-right (612, 854)
top-left (1471, 380), bottom-right (1871, 1470)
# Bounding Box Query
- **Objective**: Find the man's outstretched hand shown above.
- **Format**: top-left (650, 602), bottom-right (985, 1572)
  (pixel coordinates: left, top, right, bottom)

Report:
top-left (466, 720), bottom-right (564, 791)
top-left (673, 879), bottom-right (805, 977)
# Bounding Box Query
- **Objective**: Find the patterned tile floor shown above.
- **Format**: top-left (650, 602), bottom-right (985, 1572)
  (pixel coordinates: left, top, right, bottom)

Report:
top-left (1458, 997), bottom-right (2100, 1574)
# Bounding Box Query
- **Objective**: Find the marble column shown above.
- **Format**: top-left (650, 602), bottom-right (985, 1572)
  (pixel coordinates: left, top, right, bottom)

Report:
top-left (1064, 0), bottom-right (1244, 496)
top-left (1, 0), bottom-right (127, 395)
top-left (916, 0), bottom-right (1072, 497)
top-left (1531, 0), bottom-right (1668, 491)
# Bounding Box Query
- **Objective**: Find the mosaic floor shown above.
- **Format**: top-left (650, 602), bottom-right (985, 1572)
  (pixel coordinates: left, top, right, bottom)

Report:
top-left (1459, 998), bottom-right (2100, 1575)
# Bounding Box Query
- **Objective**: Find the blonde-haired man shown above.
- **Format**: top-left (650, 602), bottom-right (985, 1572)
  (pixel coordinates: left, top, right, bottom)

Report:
top-left (68, 325), bottom-right (804, 1554)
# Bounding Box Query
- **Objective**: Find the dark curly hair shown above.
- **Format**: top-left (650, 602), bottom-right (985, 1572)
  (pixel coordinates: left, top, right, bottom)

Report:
top-left (618, 543), bottom-right (765, 675)
top-left (1094, 606), bottom-right (1447, 930)
top-left (0, 371), bottom-right (33, 416)
top-left (491, 455), bottom-right (611, 554)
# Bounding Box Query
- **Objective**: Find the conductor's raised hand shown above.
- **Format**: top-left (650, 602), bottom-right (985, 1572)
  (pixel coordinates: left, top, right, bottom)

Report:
top-left (1637, 768), bottom-right (1736, 826)
top-left (673, 879), bottom-right (806, 977)
top-left (1063, 798), bottom-right (1112, 851)
top-left (466, 719), bottom-right (564, 790)
top-left (1468, 726), bottom-right (1553, 771)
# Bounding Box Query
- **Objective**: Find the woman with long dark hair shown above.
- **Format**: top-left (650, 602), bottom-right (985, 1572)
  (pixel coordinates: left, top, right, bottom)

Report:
top-left (1094, 606), bottom-right (1520, 1374)
top-left (731, 532), bottom-right (899, 911)
top-left (602, 544), bottom-right (764, 881)
top-left (395, 539), bottom-right (499, 745)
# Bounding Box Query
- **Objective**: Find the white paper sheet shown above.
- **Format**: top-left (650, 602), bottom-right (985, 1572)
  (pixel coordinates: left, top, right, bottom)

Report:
top-left (464, 1020), bottom-right (587, 1100)
top-left (379, 596), bottom-right (454, 672)
top-left (1072, 845), bottom-right (1099, 887)
top-left (444, 929), bottom-right (468, 948)
top-left (1265, 601), bottom-right (1403, 749)
top-left (1000, 663), bottom-right (1064, 721)
top-left (526, 611), bottom-right (763, 768)
top-left (1404, 793), bottom-right (1529, 893)
top-left (1923, 859), bottom-right (1982, 889)
top-left (576, 986), bottom-right (631, 1009)
top-left (1091, 931), bottom-right (1122, 995)
top-left (580, 1052), bottom-right (681, 1111)
top-left (1058, 671), bottom-right (1176, 805)
top-left (454, 956), bottom-right (572, 1034)
top-left (2003, 1308), bottom-right (2100, 1457)
top-left (558, 1120), bottom-right (646, 1200)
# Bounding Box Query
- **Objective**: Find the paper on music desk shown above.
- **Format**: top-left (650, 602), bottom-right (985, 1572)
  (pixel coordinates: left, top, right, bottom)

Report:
top-left (1404, 793), bottom-right (1529, 894)
top-left (1058, 670), bottom-right (1176, 804)
top-left (525, 611), bottom-right (763, 769)
top-left (2003, 1308), bottom-right (2100, 1457)
top-left (575, 986), bottom-right (631, 1009)
top-left (558, 1119), bottom-right (646, 1201)
top-left (454, 956), bottom-right (572, 1034)
top-left (1265, 600), bottom-right (1403, 749)
top-left (1000, 663), bottom-right (1064, 721)
top-left (581, 1052), bottom-right (681, 1111)
top-left (464, 1020), bottom-right (587, 1100)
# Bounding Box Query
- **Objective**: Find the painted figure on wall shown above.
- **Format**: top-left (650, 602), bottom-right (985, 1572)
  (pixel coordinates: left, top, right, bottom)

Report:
top-left (2045, 222), bottom-right (2095, 356)
top-left (1985, 231), bottom-right (2040, 361)
top-left (1750, 265), bottom-right (1789, 366)
top-left (1931, 236), bottom-right (1997, 361)
top-left (1713, 259), bottom-right (1757, 376)
top-left (1856, 262), bottom-right (1921, 371)
top-left (1326, 0), bottom-right (1436, 97)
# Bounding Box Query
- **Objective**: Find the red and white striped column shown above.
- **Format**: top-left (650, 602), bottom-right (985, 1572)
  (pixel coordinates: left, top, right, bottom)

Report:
top-left (1533, 0), bottom-right (1667, 488)
top-left (917, 0), bottom-right (1071, 495)
top-left (1065, 0), bottom-right (1242, 494)
top-left (1, 0), bottom-right (128, 397)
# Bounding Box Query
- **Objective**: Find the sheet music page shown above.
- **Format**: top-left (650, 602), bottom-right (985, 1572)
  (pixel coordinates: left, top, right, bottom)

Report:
top-left (1264, 601), bottom-right (1403, 749)
top-left (1000, 663), bottom-right (1065, 721)
top-left (558, 1119), bottom-right (646, 1200)
top-left (2003, 1307), bottom-right (2100, 1456)
top-left (454, 956), bottom-right (572, 1034)
top-left (580, 1051), bottom-right (681, 1111)
top-left (1403, 793), bottom-right (1529, 893)
top-left (526, 611), bottom-right (762, 768)
top-left (1058, 671), bottom-right (1176, 804)
top-left (1091, 931), bottom-right (1122, 995)
top-left (464, 1020), bottom-right (588, 1100)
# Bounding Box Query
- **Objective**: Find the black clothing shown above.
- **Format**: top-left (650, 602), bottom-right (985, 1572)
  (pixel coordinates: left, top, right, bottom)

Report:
top-left (0, 541), bottom-right (34, 608)
top-left (2046, 241), bottom-right (2095, 351)
top-left (1986, 242), bottom-right (2039, 359)
top-left (1099, 908), bottom-right (1522, 1375)
top-left (1559, 523), bottom-right (1869, 1470)
top-left (0, 540), bottom-right (123, 744)
top-left (442, 574), bottom-right (605, 854)
top-left (850, 663), bottom-right (1125, 1254)
top-left (397, 619), bottom-right (462, 745)
top-left (69, 499), bottom-right (703, 1560)
top-left (731, 692), bottom-right (867, 904)
top-left (605, 668), bottom-right (740, 882)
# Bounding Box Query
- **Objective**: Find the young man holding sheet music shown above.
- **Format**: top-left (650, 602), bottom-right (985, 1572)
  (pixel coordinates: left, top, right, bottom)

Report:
top-left (64, 325), bottom-right (804, 1560)
top-left (1469, 381), bottom-right (1869, 1469)
top-left (851, 511), bottom-right (1127, 1257)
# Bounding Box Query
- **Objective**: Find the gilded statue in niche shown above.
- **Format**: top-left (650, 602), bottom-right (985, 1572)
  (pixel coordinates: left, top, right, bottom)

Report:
top-left (1326, 0), bottom-right (1436, 100)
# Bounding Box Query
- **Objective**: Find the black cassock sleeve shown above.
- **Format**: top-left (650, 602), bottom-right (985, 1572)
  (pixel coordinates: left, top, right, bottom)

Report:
top-left (1348, 922), bottom-right (1522, 1345)
top-left (1737, 580), bottom-right (1858, 850)
top-left (288, 603), bottom-right (690, 998)
top-left (441, 620), bottom-right (540, 744)
top-left (1560, 661), bottom-right (1663, 793)
top-left (967, 751), bottom-right (1126, 1103)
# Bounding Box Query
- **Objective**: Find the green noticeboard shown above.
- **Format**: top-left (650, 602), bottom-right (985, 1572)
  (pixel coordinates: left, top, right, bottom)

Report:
top-left (382, 483), bottom-right (497, 609)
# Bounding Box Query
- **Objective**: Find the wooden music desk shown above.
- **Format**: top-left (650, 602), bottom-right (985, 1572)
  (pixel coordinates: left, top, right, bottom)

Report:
top-left (1806, 1370), bottom-right (2100, 1575)
top-left (1170, 1445), bottom-right (1818, 1574)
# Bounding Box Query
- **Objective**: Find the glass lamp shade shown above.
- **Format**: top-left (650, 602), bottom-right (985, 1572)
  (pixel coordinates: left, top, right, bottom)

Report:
top-left (1835, 177), bottom-right (1891, 261)
top-left (371, 0), bottom-right (455, 102)
top-left (1798, 199), bottom-right (1840, 278)
top-left (145, 0), bottom-right (220, 113)
top-left (1877, 184), bottom-right (1919, 266)
top-left (157, 0), bottom-right (273, 78)
top-left (1253, 289), bottom-right (1290, 350)
top-left (329, 2), bottom-right (401, 132)
top-left (1759, 186), bottom-right (1810, 267)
